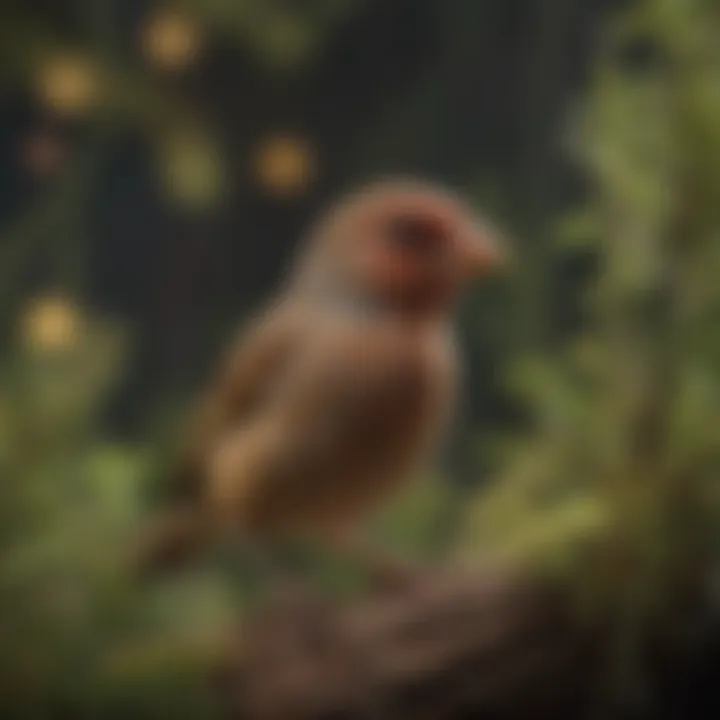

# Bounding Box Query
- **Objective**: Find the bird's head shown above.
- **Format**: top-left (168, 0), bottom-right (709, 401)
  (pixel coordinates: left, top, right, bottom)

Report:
top-left (296, 179), bottom-right (507, 317)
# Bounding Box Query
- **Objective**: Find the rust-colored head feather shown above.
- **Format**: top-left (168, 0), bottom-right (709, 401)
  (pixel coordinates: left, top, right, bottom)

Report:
top-left (294, 179), bottom-right (504, 316)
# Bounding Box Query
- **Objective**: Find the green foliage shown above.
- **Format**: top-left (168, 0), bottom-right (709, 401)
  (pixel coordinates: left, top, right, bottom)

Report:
top-left (372, 474), bottom-right (449, 557)
top-left (0, 314), bottom-right (234, 715)
top-left (456, 2), bottom-right (720, 703)
top-left (461, 0), bottom-right (720, 598)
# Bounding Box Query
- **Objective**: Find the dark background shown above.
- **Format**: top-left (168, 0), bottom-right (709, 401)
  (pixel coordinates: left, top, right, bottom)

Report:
top-left (1, 0), bottom-right (616, 434)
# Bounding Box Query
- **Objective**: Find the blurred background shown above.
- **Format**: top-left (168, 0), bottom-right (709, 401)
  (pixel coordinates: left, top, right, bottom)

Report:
top-left (1, 0), bottom-right (719, 716)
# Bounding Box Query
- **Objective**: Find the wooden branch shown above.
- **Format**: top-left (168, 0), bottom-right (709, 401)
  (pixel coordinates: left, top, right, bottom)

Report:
top-left (216, 565), bottom-right (600, 719)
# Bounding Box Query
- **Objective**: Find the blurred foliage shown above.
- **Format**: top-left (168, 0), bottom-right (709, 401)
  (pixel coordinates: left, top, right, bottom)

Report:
top-left (0, 302), bottom-right (234, 715)
top-left (459, 0), bottom-right (720, 702)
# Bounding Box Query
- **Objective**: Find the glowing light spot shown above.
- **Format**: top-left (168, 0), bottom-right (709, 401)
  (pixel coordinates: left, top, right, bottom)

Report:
top-left (22, 295), bottom-right (83, 352)
top-left (141, 10), bottom-right (203, 71)
top-left (35, 54), bottom-right (98, 117)
top-left (254, 134), bottom-right (316, 198)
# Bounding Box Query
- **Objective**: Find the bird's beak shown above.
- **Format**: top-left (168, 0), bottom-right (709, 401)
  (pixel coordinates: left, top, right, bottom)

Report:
top-left (463, 225), bottom-right (508, 277)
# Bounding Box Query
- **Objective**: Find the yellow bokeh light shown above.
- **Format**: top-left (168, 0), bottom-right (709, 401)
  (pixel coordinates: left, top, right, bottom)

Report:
top-left (22, 295), bottom-right (83, 352)
top-left (254, 134), bottom-right (316, 197)
top-left (35, 54), bottom-right (98, 117)
top-left (141, 9), bottom-right (203, 71)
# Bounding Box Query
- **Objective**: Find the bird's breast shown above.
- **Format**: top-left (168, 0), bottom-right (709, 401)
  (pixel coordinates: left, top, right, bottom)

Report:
top-left (327, 322), bottom-right (456, 484)
top-left (239, 318), bottom-right (457, 537)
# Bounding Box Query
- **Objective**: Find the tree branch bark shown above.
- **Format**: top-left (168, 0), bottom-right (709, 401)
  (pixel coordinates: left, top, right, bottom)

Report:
top-left (216, 565), bottom-right (600, 719)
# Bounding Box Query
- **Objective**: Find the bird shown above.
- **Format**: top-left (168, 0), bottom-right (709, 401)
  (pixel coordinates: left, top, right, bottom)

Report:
top-left (135, 178), bottom-right (506, 582)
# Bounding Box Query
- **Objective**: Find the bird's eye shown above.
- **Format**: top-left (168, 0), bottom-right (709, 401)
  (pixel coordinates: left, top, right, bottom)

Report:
top-left (386, 215), bottom-right (446, 253)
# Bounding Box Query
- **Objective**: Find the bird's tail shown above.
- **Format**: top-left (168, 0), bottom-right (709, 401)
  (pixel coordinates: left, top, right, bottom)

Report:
top-left (133, 505), bottom-right (209, 578)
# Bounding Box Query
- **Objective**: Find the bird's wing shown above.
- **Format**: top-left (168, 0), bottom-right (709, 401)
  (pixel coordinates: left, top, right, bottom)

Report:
top-left (169, 302), bottom-right (304, 501)
top-left (206, 320), bottom-right (455, 533)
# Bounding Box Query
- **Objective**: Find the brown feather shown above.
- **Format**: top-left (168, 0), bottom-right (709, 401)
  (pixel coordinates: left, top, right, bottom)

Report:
top-left (136, 181), bottom-right (503, 577)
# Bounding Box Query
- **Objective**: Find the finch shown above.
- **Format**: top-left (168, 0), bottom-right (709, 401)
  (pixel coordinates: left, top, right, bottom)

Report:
top-left (136, 179), bottom-right (505, 577)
